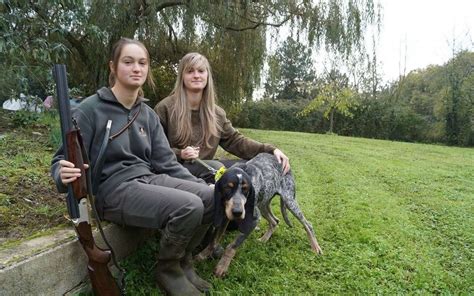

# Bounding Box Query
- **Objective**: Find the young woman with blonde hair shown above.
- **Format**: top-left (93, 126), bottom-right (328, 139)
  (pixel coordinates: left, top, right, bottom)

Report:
top-left (155, 52), bottom-right (290, 183)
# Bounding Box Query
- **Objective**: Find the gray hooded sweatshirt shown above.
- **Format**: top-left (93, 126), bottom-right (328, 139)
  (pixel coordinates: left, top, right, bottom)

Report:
top-left (51, 87), bottom-right (205, 209)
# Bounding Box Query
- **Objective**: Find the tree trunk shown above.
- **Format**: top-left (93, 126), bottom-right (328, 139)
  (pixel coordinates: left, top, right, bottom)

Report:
top-left (329, 108), bottom-right (334, 133)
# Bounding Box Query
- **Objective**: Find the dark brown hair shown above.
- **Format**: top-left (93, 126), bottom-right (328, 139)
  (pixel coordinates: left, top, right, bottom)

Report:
top-left (108, 38), bottom-right (156, 97)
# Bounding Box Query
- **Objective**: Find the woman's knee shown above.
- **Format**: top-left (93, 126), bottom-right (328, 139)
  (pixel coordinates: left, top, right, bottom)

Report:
top-left (166, 194), bottom-right (205, 236)
top-left (173, 186), bottom-right (213, 227)
top-left (175, 193), bottom-right (204, 222)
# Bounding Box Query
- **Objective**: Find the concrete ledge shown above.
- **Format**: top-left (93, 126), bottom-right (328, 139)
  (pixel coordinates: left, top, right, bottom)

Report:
top-left (0, 224), bottom-right (154, 296)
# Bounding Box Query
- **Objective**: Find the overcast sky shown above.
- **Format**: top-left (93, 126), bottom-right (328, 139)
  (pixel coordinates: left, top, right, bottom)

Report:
top-left (257, 1), bottom-right (473, 97)
top-left (378, 0), bottom-right (474, 81)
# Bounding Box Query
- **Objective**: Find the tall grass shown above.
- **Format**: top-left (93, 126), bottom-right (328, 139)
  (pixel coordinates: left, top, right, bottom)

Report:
top-left (121, 130), bottom-right (474, 294)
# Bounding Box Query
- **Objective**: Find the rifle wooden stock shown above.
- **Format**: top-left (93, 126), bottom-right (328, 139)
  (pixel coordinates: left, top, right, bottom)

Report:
top-left (53, 64), bottom-right (120, 296)
top-left (76, 216), bottom-right (120, 296)
top-left (69, 133), bottom-right (120, 296)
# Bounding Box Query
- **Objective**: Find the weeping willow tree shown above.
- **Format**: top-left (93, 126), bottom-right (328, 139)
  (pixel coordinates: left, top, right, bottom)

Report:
top-left (1, 0), bottom-right (380, 110)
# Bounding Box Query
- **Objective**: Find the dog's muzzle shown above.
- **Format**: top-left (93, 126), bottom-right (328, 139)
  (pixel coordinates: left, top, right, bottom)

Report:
top-left (231, 206), bottom-right (243, 218)
top-left (226, 192), bottom-right (246, 220)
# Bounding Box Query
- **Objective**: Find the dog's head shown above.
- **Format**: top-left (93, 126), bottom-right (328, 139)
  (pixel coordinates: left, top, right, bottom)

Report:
top-left (213, 166), bottom-right (257, 231)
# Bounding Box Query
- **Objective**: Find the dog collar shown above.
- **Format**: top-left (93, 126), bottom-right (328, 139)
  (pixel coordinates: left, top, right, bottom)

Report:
top-left (214, 166), bottom-right (227, 182)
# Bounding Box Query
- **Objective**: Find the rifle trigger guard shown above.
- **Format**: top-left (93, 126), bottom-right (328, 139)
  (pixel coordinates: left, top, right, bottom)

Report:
top-left (72, 198), bottom-right (90, 226)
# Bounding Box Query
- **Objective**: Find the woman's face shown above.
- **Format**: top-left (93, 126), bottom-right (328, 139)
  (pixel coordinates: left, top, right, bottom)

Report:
top-left (183, 63), bottom-right (208, 93)
top-left (112, 44), bottom-right (149, 90)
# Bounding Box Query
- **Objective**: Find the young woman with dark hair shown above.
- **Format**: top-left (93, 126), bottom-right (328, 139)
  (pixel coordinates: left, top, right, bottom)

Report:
top-left (51, 38), bottom-right (213, 295)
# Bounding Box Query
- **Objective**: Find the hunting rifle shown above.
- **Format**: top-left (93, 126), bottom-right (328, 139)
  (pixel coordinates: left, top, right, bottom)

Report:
top-left (52, 64), bottom-right (123, 296)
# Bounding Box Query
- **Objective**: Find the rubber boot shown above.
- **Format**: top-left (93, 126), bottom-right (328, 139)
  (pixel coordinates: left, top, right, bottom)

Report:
top-left (156, 231), bottom-right (201, 296)
top-left (181, 225), bottom-right (212, 292)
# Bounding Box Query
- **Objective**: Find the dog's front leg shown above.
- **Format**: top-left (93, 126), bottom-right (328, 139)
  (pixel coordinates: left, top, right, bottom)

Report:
top-left (195, 221), bottom-right (229, 261)
top-left (214, 246), bottom-right (237, 277)
top-left (214, 232), bottom-right (249, 277)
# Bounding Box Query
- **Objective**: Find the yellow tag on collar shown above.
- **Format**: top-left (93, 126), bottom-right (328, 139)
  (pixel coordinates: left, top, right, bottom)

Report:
top-left (214, 166), bottom-right (227, 182)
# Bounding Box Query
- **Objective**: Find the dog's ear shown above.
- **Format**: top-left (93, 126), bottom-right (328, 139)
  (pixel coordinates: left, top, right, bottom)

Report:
top-left (213, 179), bottom-right (226, 227)
top-left (248, 183), bottom-right (259, 220)
top-left (239, 182), bottom-right (258, 234)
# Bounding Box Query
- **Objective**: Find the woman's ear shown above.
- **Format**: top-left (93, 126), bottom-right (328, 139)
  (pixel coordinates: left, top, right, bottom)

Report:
top-left (109, 61), bottom-right (115, 74)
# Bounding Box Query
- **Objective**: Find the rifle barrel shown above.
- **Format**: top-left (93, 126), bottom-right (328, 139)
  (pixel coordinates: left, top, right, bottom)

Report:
top-left (52, 64), bottom-right (79, 219)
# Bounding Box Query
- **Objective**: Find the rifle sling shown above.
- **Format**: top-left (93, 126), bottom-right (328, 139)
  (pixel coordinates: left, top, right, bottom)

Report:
top-left (92, 120), bottom-right (112, 195)
top-left (109, 103), bottom-right (142, 141)
top-left (92, 103), bottom-right (142, 195)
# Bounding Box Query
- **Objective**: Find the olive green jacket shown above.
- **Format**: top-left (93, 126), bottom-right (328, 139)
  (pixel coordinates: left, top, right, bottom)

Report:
top-left (155, 95), bottom-right (275, 161)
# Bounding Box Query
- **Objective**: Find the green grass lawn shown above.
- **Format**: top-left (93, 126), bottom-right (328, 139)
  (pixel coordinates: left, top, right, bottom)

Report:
top-left (3, 114), bottom-right (470, 294)
top-left (120, 129), bottom-right (474, 294)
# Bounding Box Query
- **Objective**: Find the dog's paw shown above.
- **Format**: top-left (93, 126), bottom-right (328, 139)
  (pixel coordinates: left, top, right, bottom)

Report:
top-left (310, 238), bottom-right (323, 255)
top-left (214, 265), bottom-right (228, 278)
top-left (194, 253), bottom-right (207, 261)
top-left (313, 244), bottom-right (323, 255)
top-left (194, 247), bottom-right (213, 261)
top-left (213, 248), bottom-right (236, 278)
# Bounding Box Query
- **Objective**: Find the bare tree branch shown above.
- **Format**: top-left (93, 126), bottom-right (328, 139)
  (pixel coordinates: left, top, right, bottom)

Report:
top-left (155, 0), bottom-right (187, 12)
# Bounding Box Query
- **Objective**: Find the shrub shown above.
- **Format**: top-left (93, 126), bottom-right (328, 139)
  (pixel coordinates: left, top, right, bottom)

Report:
top-left (232, 99), bottom-right (325, 133)
top-left (11, 110), bottom-right (41, 128)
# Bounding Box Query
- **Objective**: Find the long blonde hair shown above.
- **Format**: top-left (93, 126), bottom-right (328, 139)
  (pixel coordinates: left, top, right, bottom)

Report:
top-left (170, 52), bottom-right (219, 148)
top-left (108, 38), bottom-right (156, 97)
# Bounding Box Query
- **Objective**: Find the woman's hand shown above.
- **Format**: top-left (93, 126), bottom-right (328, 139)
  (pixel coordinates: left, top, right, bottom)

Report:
top-left (180, 146), bottom-right (200, 160)
top-left (59, 160), bottom-right (89, 185)
top-left (273, 148), bottom-right (290, 174)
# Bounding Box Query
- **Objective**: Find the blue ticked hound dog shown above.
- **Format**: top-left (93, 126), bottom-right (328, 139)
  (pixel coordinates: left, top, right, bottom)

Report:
top-left (196, 153), bottom-right (322, 277)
